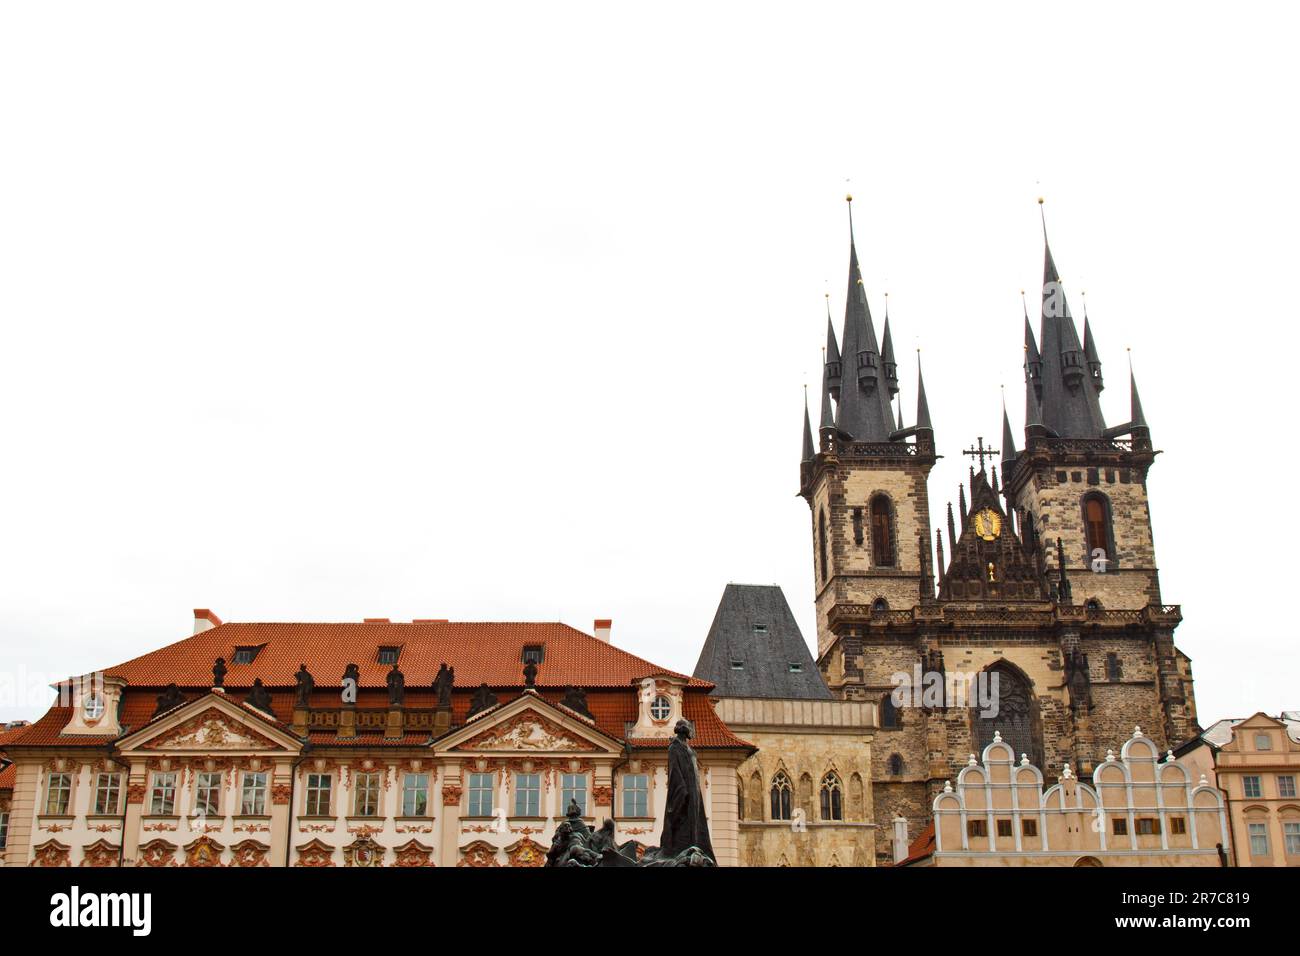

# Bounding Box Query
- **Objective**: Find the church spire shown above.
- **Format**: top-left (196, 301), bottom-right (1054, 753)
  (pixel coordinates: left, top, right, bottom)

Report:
top-left (1001, 398), bottom-right (1018, 487)
top-left (802, 388), bottom-right (816, 464)
top-left (1130, 366), bottom-right (1148, 430)
top-left (834, 195), bottom-right (895, 442)
top-left (915, 353), bottom-right (933, 433)
top-left (881, 294), bottom-right (899, 398)
top-left (1082, 296), bottom-right (1103, 393)
top-left (824, 293), bottom-right (842, 402)
top-left (1034, 199), bottom-right (1106, 438)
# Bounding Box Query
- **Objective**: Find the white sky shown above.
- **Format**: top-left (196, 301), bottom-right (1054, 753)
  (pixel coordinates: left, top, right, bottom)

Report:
top-left (1, 3), bottom-right (1296, 726)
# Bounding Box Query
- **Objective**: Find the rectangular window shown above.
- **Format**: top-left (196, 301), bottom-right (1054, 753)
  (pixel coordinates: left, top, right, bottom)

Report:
top-left (0, 810), bottom-right (7, 849)
top-left (305, 773), bottom-right (332, 816)
top-left (1112, 818), bottom-right (1128, 836)
top-left (1284, 822), bottom-right (1300, 856)
top-left (1135, 817), bottom-right (1160, 836)
top-left (468, 772), bottom-right (494, 817)
top-left (1021, 818), bottom-right (1038, 837)
top-left (1243, 775), bottom-right (1262, 799)
top-left (402, 773), bottom-right (429, 817)
top-left (240, 772), bottom-right (268, 815)
top-left (1254, 733), bottom-right (1273, 751)
top-left (44, 772), bottom-right (73, 815)
top-left (514, 773), bottom-right (540, 817)
top-left (354, 772), bottom-right (381, 816)
top-left (521, 645), bottom-right (544, 665)
top-left (93, 773), bottom-right (121, 815)
top-left (194, 771), bottom-right (223, 816)
top-left (150, 772), bottom-right (177, 816)
top-left (967, 819), bottom-right (988, 838)
top-left (622, 774), bottom-right (649, 817)
top-left (377, 646), bottom-right (400, 665)
top-left (1278, 776), bottom-right (1297, 799)
top-left (1169, 816), bottom-right (1187, 835)
top-left (995, 819), bottom-right (1013, 837)
top-left (1249, 822), bottom-right (1269, 856)
top-left (561, 773), bottom-right (588, 816)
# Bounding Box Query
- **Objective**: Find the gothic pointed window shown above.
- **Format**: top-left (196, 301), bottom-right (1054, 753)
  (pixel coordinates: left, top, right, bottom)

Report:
top-left (972, 662), bottom-right (1042, 768)
top-left (820, 773), bottom-right (843, 821)
top-left (888, 753), bottom-right (904, 776)
top-left (879, 693), bottom-right (900, 729)
top-left (869, 494), bottom-right (894, 567)
top-left (770, 772), bottom-right (793, 821)
top-left (1082, 493), bottom-right (1113, 561)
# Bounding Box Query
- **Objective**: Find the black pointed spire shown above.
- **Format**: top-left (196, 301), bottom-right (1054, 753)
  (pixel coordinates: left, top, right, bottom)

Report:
top-left (1024, 293), bottom-right (1042, 394)
top-left (935, 527), bottom-right (945, 588)
top-left (915, 353), bottom-right (932, 433)
top-left (824, 294), bottom-right (842, 402)
top-left (801, 388), bottom-right (816, 464)
top-left (958, 482), bottom-right (968, 530)
top-left (1001, 399), bottom-right (1018, 487)
top-left (947, 502), bottom-right (957, 551)
top-left (1082, 297), bottom-right (1103, 393)
top-left (1130, 367), bottom-right (1147, 429)
top-left (1035, 200), bottom-right (1106, 438)
top-left (834, 195), bottom-right (896, 441)
top-left (881, 295), bottom-right (899, 398)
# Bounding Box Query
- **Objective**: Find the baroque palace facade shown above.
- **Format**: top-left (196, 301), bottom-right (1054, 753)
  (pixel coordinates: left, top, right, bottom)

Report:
top-left (0, 613), bottom-right (753, 867)
top-left (799, 199), bottom-right (1198, 863)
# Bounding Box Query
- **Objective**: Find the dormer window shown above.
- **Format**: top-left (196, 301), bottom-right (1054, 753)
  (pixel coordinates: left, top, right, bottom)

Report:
top-left (751, 624), bottom-right (768, 637)
top-left (522, 645), bottom-right (544, 665)
top-left (730, 659), bottom-right (744, 670)
top-left (377, 646), bottom-right (400, 665)
top-left (232, 646), bottom-right (263, 665)
top-left (789, 663), bottom-right (803, 674)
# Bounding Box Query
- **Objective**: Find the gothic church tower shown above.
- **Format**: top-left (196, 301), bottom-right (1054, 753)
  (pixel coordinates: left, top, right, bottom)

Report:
top-left (798, 199), bottom-right (1198, 863)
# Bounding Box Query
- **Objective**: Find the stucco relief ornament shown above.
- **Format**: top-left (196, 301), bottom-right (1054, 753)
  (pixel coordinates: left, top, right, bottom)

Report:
top-left (135, 839), bottom-right (178, 867)
top-left (80, 840), bottom-right (120, 868)
top-left (441, 783), bottom-right (463, 806)
top-left (149, 709), bottom-right (273, 750)
top-left (393, 839), bottom-right (435, 867)
top-left (343, 836), bottom-right (384, 867)
top-left (463, 712), bottom-right (594, 752)
top-left (457, 840), bottom-right (500, 867)
top-left (184, 835), bottom-right (225, 867)
top-left (230, 840), bottom-right (271, 867)
top-left (31, 840), bottom-right (72, 867)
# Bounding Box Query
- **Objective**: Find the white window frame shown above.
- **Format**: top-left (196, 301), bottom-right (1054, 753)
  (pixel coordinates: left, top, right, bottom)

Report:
top-left (622, 774), bottom-right (649, 817)
top-left (560, 773), bottom-right (588, 816)
top-left (93, 772), bottom-right (121, 815)
top-left (1278, 775), bottom-right (1297, 799)
top-left (305, 773), bottom-right (332, 816)
top-left (1248, 821), bottom-right (1270, 856)
top-left (467, 772), bottom-right (494, 817)
top-left (44, 771), bottom-right (73, 815)
top-left (514, 772), bottom-right (541, 817)
top-left (650, 696), bottom-right (671, 720)
top-left (0, 809), bottom-right (9, 849)
top-left (150, 772), bottom-right (177, 816)
top-left (1243, 775), bottom-right (1262, 799)
top-left (240, 772), bottom-right (268, 815)
top-left (194, 771), bottom-right (223, 816)
top-left (401, 773), bottom-right (430, 817)
top-left (353, 772), bottom-right (382, 817)
top-left (1284, 821), bottom-right (1300, 856)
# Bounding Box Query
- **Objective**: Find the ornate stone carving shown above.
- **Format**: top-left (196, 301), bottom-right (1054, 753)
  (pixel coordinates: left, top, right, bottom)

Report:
top-left (456, 840), bottom-right (500, 867)
top-left (135, 839), bottom-right (178, 867)
top-left (80, 839), bottom-right (120, 867)
top-left (144, 708), bottom-right (278, 751)
top-left (230, 839), bottom-right (271, 867)
top-left (294, 839), bottom-right (335, 867)
top-left (271, 782), bottom-right (292, 805)
top-left (184, 835), bottom-right (225, 867)
top-left (506, 837), bottom-right (546, 867)
top-left (441, 783), bottom-right (463, 806)
top-left (343, 835), bottom-right (385, 867)
top-left (30, 839), bottom-right (71, 867)
top-left (461, 712), bottom-right (595, 752)
top-left (392, 839), bottom-right (436, 867)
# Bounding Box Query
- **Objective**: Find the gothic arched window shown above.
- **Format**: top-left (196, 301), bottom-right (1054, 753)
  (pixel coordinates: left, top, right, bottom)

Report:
top-left (770, 772), bottom-right (792, 821)
top-left (1082, 493), bottom-right (1113, 561)
top-left (972, 662), bottom-right (1042, 768)
top-left (888, 753), bottom-right (904, 776)
top-left (818, 508), bottom-right (829, 582)
top-left (880, 693), bottom-right (900, 729)
top-left (869, 494), bottom-right (895, 567)
top-left (820, 773), bottom-right (843, 821)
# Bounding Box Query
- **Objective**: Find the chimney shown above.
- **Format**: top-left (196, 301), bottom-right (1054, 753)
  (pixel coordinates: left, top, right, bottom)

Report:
top-left (193, 609), bottom-right (222, 635)
top-left (892, 816), bottom-right (910, 865)
top-left (593, 619), bottom-right (612, 643)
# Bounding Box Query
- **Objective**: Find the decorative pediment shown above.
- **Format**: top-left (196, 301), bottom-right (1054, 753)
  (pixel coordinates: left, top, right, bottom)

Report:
top-left (940, 469), bottom-right (1046, 602)
top-left (459, 710), bottom-right (597, 752)
top-left (118, 693), bottom-right (302, 755)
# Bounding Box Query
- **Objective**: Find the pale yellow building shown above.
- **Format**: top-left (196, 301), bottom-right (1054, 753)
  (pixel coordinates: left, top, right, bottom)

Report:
top-left (896, 727), bottom-right (1228, 866)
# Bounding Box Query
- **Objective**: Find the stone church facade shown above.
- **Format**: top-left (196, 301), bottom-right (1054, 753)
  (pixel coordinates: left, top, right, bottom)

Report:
top-left (799, 199), bottom-right (1198, 863)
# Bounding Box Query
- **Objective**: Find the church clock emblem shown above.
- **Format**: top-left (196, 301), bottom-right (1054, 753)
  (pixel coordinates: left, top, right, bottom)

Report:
top-left (973, 508), bottom-right (1001, 541)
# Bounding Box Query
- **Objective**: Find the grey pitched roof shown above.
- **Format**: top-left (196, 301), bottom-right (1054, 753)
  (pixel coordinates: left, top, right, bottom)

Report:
top-left (692, 584), bottom-right (832, 700)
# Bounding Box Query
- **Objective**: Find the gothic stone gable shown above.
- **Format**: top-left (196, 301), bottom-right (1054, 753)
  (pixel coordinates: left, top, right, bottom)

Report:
top-left (940, 469), bottom-right (1046, 602)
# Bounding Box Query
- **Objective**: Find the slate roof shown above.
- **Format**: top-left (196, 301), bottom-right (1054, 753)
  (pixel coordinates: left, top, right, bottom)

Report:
top-left (692, 584), bottom-right (831, 700)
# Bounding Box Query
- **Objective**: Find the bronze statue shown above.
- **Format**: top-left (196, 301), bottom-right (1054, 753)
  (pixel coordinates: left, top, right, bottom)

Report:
top-left (386, 663), bottom-right (405, 706)
top-left (211, 657), bottom-right (227, 688)
top-left (659, 718), bottom-right (716, 862)
top-left (245, 678), bottom-right (273, 713)
top-left (294, 664), bottom-right (314, 707)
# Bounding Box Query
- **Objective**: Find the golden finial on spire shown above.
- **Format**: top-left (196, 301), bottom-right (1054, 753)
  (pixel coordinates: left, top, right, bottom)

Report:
top-left (1037, 196), bottom-right (1044, 205)
top-left (846, 192), bottom-right (853, 203)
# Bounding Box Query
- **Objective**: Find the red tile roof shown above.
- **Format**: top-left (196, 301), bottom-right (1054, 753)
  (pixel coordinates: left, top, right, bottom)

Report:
top-left (0, 707), bottom-right (108, 749)
top-left (97, 621), bottom-right (710, 690)
top-left (891, 821), bottom-right (936, 866)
